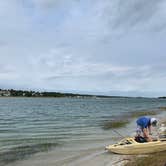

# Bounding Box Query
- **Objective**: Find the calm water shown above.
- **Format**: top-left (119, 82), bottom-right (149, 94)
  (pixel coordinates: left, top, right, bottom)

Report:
top-left (0, 97), bottom-right (166, 165)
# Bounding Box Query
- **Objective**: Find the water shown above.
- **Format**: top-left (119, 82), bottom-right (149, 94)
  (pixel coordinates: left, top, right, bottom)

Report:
top-left (0, 97), bottom-right (166, 165)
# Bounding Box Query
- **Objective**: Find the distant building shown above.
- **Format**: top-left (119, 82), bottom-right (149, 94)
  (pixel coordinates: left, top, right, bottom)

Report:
top-left (39, 93), bottom-right (43, 96)
top-left (0, 90), bottom-right (11, 97)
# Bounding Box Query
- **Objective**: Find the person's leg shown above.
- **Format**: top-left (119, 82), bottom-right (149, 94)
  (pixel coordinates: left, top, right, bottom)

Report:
top-left (135, 126), bottom-right (145, 142)
top-left (136, 125), bottom-right (142, 136)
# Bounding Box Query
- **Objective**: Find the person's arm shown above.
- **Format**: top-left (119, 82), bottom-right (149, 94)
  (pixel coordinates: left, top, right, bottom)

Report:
top-left (142, 128), bottom-right (152, 142)
top-left (148, 125), bottom-right (152, 135)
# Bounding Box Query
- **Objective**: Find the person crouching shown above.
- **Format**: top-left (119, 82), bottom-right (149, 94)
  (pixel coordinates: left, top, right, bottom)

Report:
top-left (136, 116), bottom-right (157, 142)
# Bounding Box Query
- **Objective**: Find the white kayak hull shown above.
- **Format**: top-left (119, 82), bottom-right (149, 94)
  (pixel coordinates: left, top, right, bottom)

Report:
top-left (105, 137), bottom-right (166, 155)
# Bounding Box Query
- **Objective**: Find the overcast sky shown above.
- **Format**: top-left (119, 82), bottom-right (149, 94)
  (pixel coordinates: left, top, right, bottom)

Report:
top-left (0, 0), bottom-right (166, 97)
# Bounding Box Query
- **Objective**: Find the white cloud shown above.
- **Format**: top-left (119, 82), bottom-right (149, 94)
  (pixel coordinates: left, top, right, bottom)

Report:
top-left (0, 0), bottom-right (166, 96)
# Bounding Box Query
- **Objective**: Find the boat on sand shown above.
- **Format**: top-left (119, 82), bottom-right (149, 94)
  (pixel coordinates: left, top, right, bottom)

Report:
top-left (105, 137), bottom-right (166, 155)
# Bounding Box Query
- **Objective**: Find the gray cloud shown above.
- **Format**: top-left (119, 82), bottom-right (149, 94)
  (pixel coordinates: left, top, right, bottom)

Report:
top-left (0, 41), bottom-right (7, 47)
top-left (0, 0), bottom-right (166, 96)
top-left (113, 0), bottom-right (163, 28)
top-left (30, 0), bottom-right (65, 9)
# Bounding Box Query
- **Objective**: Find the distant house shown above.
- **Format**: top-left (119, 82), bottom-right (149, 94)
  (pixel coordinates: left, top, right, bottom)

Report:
top-left (0, 90), bottom-right (11, 97)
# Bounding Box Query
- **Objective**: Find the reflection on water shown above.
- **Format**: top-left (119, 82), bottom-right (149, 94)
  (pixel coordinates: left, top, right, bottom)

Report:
top-left (0, 143), bottom-right (59, 166)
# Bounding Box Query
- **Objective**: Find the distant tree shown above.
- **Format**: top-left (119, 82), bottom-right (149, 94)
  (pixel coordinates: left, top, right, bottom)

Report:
top-left (158, 97), bottom-right (166, 99)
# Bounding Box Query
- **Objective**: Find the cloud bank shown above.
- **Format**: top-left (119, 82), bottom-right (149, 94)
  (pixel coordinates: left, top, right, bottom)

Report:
top-left (0, 0), bottom-right (166, 96)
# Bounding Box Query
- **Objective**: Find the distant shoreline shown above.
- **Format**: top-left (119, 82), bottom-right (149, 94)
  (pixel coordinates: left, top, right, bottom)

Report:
top-left (0, 88), bottom-right (163, 98)
top-left (0, 96), bottom-right (158, 99)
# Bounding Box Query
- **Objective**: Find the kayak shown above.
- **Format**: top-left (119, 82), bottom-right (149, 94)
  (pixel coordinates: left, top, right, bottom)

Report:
top-left (105, 137), bottom-right (166, 155)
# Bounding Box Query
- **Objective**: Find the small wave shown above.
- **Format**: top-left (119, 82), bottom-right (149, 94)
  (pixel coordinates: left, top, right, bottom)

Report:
top-left (101, 120), bottom-right (129, 130)
top-left (0, 142), bottom-right (59, 166)
top-left (100, 108), bottom-right (161, 130)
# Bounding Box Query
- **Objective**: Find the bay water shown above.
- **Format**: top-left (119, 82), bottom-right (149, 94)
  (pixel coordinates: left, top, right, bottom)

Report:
top-left (0, 97), bottom-right (165, 165)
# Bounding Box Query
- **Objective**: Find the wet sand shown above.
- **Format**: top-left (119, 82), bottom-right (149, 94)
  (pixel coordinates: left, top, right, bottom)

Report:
top-left (6, 146), bottom-right (127, 166)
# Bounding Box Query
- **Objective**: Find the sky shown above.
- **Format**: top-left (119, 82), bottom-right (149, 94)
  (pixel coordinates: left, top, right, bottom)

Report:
top-left (0, 0), bottom-right (166, 97)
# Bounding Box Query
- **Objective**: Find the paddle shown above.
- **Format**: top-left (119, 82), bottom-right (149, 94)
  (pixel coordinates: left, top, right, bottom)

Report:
top-left (111, 128), bottom-right (125, 138)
